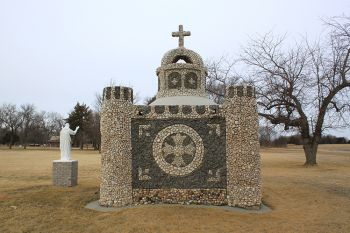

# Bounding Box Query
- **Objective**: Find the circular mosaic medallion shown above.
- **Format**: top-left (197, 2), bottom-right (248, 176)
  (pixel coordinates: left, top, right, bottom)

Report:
top-left (153, 124), bottom-right (204, 176)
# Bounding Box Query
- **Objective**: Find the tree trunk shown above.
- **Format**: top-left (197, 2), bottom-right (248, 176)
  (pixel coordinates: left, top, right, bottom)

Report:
top-left (23, 133), bottom-right (27, 149)
top-left (303, 141), bottom-right (318, 166)
top-left (9, 132), bottom-right (13, 149)
top-left (80, 132), bottom-right (84, 150)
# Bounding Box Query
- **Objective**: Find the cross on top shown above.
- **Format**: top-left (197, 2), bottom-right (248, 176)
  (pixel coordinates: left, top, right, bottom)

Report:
top-left (172, 25), bottom-right (191, 48)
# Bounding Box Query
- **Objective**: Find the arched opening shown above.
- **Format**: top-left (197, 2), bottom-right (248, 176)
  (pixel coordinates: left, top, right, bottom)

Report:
top-left (176, 59), bottom-right (187, 64)
top-left (172, 55), bottom-right (193, 64)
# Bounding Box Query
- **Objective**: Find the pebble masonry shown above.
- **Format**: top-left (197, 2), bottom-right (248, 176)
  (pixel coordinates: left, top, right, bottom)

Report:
top-left (99, 25), bottom-right (262, 209)
top-left (53, 160), bottom-right (78, 187)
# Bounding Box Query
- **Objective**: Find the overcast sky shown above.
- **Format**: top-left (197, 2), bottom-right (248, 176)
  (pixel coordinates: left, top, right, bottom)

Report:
top-left (0, 0), bottom-right (349, 137)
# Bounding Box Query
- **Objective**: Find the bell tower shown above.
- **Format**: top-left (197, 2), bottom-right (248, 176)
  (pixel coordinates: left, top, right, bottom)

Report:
top-left (151, 25), bottom-right (214, 106)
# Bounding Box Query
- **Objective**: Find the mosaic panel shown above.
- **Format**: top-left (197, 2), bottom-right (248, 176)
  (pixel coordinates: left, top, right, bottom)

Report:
top-left (131, 117), bottom-right (226, 189)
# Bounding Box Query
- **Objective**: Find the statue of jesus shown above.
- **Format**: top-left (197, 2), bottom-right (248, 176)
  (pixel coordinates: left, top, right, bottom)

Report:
top-left (59, 123), bottom-right (79, 161)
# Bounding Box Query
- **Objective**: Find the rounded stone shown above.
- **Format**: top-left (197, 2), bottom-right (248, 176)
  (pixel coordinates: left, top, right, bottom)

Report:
top-left (152, 124), bottom-right (204, 176)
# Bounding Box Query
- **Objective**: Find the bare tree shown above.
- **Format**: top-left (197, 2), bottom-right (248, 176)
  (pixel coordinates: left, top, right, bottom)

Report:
top-left (206, 56), bottom-right (241, 104)
top-left (144, 95), bottom-right (156, 105)
top-left (30, 111), bottom-right (47, 145)
top-left (87, 111), bottom-right (101, 151)
top-left (241, 16), bottom-right (350, 166)
top-left (259, 119), bottom-right (278, 147)
top-left (44, 112), bottom-right (64, 138)
top-left (94, 92), bottom-right (103, 112)
top-left (0, 103), bottom-right (22, 149)
top-left (19, 104), bottom-right (36, 149)
top-left (133, 91), bottom-right (141, 104)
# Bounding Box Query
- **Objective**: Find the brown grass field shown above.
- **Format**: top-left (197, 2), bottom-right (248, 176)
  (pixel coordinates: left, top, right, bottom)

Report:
top-left (0, 144), bottom-right (349, 233)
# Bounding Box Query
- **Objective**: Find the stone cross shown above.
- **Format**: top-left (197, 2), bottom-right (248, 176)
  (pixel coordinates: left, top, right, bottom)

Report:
top-left (162, 133), bottom-right (195, 167)
top-left (172, 25), bottom-right (191, 48)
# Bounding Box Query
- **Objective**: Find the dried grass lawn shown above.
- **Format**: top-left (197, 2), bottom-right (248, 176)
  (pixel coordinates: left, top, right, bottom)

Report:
top-left (0, 145), bottom-right (349, 233)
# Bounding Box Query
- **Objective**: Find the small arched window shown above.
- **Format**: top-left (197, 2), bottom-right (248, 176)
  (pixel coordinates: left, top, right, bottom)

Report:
top-left (168, 72), bottom-right (181, 89)
top-left (184, 72), bottom-right (198, 89)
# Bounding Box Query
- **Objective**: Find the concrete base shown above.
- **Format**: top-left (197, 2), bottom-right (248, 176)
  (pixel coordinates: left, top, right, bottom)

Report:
top-left (85, 200), bottom-right (271, 213)
top-left (52, 160), bottom-right (78, 187)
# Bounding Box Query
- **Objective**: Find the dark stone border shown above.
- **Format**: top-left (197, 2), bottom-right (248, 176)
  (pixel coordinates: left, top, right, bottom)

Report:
top-left (131, 118), bottom-right (226, 189)
top-left (114, 86), bottom-right (121, 99)
top-left (182, 105), bottom-right (192, 114)
top-left (155, 106), bottom-right (165, 114)
top-left (169, 106), bottom-right (179, 114)
top-left (102, 86), bottom-right (133, 103)
top-left (226, 85), bottom-right (256, 98)
top-left (196, 106), bottom-right (206, 114)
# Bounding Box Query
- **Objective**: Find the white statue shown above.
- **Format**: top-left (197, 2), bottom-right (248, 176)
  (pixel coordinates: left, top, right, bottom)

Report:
top-left (59, 123), bottom-right (79, 161)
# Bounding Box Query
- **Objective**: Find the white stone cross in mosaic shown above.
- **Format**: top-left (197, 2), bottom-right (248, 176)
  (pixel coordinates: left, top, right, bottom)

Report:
top-left (172, 25), bottom-right (191, 48)
top-left (189, 77), bottom-right (196, 85)
top-left (171, 78), bottom-right (178, 85)
top-left (162, 133), bottom-right (195, 167)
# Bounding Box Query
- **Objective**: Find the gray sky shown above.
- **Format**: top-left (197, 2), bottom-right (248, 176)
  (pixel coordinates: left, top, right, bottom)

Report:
top-left (0, 0), bottom-right (349, 137)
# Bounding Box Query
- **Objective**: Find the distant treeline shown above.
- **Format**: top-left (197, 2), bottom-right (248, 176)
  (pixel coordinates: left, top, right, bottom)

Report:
top-left (0, 102), bottom-right (100, 150)
top-left (260, 134), bottom-right (350, 147)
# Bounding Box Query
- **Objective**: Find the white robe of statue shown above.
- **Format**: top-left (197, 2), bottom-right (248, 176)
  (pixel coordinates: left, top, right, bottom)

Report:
top-left (60, 123), bottom-right (79, 161)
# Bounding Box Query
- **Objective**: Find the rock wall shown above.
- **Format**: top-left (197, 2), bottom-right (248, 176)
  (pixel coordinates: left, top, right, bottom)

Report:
top-left (133, 189), bottom-right (227, 205)
top-left (99, 85), bottom-right (262, 209)
top-left (99, 86), bottom-right (133, 207)
top-left (224, 85), bottom-right (262, 208)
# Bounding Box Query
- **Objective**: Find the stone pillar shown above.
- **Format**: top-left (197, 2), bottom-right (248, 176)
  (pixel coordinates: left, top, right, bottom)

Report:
top-left (99, 86), bottom-right (134, 207)
top-left (52, 160), bottom-right (78, 187)
top-left (224, 85), bottom-right (262, 209)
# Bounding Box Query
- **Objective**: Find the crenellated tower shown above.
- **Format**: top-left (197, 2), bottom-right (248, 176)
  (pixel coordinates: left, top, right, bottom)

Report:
top-left (100, 86), bottom-right (134, 207)
top-left (224, 85), bottom-right (261, 208)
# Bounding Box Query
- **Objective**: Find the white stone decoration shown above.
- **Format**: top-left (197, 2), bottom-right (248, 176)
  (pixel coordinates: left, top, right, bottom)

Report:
top-left (163, 133), bottom-right (195, 167)
top-left (153, 124), bottom-right (204, 176)
top-left (188, 77), bottom-right (196, 85)
top-left (171, 78), bottom-right (178, 85)
top-left (138, 124), bottom-right (151, 137)
top-left (59, 123), bottom-right (79, 161)
top-left (208, 124), bottom-right (221, 136)
top-left (138, 167), bottom-right (151, 181)
top-left (208, 168), bottom-right (222, 182)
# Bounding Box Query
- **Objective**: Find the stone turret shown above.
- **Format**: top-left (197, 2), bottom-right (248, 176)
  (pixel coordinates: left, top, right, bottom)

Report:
top-left (99, 86), bottom-right (134, 207)
top-left (224, 85), bottom-right (262, 208)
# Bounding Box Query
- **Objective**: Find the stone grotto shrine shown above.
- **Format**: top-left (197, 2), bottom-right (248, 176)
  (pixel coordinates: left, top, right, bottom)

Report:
top-left (99, 25), bottom-right (262, 209)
